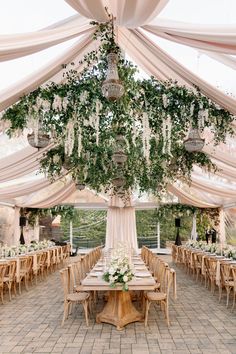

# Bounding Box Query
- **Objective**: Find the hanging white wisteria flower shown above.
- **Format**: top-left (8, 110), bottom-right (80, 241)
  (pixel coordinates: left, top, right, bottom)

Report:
top-left (142, 112), bottom-right (151, 162)
top-left (162, 93), bottom-right (168, 108)
top-left (53, 154), bottom-right (61, 164)
top-left (77, 125), bottom-right (82, 157)
top-left (162, 115), bottom-right (172, 156)
top-left (190, 103), bottom-right (195, 116)
top-left (79, 90), bottom-right (89, 103)
top-left (52, 95), bottom-right (63, 111)
top-left (64, 120), bottom-right (75, 156)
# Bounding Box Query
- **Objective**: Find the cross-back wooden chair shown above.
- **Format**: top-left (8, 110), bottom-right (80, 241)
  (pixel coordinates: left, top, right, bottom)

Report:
top-left (34, 253), bottom-right (43, 284)
top-left (193, 252), bottom-right (203, 282)
top-left (220, 262), bottom-right (234, 307)
top-left (231, 266), bottom-right (236, 310)
top-left (39, 252), bottom-right (48, 279)
top-left (60, 267), bottom-right (90, 326)
top-left (68, 262), bottom-right (84, 292)
top-left (176, 247), bottom-right (185, 267)
top-left (0, 263), bottom-right (7, 303)
top-left (3, 260), bottom-right (16, 301)
top-left (171, 244), bottom-right (178, 263)
top-left (204, 257), bottom-right (217, 293)
top-left (144, 268), bottom-right (174, 327)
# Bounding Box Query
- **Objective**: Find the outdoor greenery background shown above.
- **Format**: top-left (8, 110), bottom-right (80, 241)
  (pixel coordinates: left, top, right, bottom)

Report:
top-left (59, 209), bottom-right (200, 249)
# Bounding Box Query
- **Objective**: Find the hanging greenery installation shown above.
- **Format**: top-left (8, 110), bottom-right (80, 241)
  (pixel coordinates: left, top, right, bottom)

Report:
top-left (2, 18), bottom-right (234, 197)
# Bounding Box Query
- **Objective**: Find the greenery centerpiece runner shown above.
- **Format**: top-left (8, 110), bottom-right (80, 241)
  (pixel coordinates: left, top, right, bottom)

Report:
top-left (1, 16), bottom-right (234, 197)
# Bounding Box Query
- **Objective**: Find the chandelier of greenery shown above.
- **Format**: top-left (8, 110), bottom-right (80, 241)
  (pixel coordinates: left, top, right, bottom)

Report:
top-left (2, 18), bottom-right (234, 196)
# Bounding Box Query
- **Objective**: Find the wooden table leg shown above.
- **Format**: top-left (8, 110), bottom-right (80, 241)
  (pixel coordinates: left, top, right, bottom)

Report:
top-left (96, 290), bottom-right (143, 330)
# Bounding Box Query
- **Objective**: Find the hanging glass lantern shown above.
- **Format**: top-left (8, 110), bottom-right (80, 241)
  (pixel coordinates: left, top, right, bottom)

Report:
top-left (102, 52), bottom-right (124, 101)
top-left (27, 130), bottom-right (50, 149)
top-left (112, 134), bottom-right (127, 165)
top-left (75, 181), bottom-right (85, 191)
top-left (184, 128), bottom-right (205, 152)
top-left (112, 176), bottom-right (125, 187)
top-left (62, 156), bottom-right (73, 171)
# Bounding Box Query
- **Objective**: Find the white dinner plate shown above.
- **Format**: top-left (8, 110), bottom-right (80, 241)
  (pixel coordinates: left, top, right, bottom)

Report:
top-left (135, 272), bottom-right (150, 277)
top-left (135, 267), bottom-right (146, 271)
top-left (90, 272), bottom-right (103, 277)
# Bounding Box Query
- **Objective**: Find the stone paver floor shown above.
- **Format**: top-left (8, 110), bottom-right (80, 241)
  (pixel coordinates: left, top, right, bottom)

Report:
top-left (0, 255), bottom-right (236, 354)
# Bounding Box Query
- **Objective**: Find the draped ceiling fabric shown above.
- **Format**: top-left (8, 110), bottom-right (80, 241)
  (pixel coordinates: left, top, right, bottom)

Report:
top-left (1, 0), bottom-right (236, 244)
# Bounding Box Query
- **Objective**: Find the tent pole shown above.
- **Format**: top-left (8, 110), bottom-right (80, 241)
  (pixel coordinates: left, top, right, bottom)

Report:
top-left (69, 220), bottom-right (73, 255)
top-left (157, 221), bottom-right (160, 249)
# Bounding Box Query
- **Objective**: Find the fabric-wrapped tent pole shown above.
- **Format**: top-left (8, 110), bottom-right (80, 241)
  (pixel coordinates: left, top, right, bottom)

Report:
top-left (105, 196), bottom-right (138, 252)
top-left (219, 208), bottom-right (226, 244)
top-left (191, 212), bottom-right (197, 241)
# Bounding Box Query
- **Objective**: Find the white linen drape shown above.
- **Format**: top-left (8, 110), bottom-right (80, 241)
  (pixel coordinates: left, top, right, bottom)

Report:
top-left (0, 31), bottom-right (95, 111)
top-left (0, 15), bottom-right (92, 61)
top-left (167, 184), bottom-right (219, 208)
top-left (105, 195), bottom-right (138, 252)
top-left (190, 174), bottom-right (236, 198)
top-left (13, 206), bottom-right (21, 246)
top-left (200, 51), bottom-right (236, 71)
top-left (120, 28), bottom-right (236, 115)
top-left (145, 20), bottom-right (236, 54)
top-left (219, 208), bottom-right (226, 243)
top-left (66, 0), bottom-right (169, 27)
top-left (191, 212), bottom-right (197, 241)
top-left (0, 144), bottom-right (53, 182)
top-left (17, 180), bottom-right (76, 208)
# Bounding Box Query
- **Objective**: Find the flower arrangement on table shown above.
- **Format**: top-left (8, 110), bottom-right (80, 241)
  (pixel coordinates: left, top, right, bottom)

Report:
top-left (0, 240), bottom-right (56, 258)
top-left (185, 240), bottom-right (236, 259)
top-left (103, 254), bottom-right (134, 291)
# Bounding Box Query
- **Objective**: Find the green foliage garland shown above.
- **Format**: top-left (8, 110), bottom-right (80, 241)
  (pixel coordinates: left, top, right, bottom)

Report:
top-left (25, 205), bottom-right (75, 226)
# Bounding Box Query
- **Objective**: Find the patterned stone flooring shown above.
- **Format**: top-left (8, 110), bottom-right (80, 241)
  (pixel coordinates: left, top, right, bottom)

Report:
top-left (0, 255), bottom-right (236, 354)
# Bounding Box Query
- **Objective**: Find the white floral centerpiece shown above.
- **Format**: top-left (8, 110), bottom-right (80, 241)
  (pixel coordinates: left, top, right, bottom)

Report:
top-left (103, 245), bottom-right (134, 291)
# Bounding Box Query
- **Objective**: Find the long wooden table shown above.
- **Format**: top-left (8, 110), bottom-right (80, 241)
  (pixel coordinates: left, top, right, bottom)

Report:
top-left (82, 255), bottom-right (156, 330)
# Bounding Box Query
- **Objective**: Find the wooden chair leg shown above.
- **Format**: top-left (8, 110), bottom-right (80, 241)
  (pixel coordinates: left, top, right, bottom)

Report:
top-left (83, 301), bottom-right (89, 327)
top-left (18, 281), bottom-right (21, 295)
top-left (61, 301), bottom-right (70, 326)
top-left (0, 287), bottom-right (4, 304)
top-left (8, 284), bottom-right (12, 301)
top-left (144, 300), bottom-right (150, 327)
top-left (164, 301), bottom-right (170, 327)
top-left (226, 288), bottom-right (231, 308)
top-left (232, 293), bottom-right (236, 310)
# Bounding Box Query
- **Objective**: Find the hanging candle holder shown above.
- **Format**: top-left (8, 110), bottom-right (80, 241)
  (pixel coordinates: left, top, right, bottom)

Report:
top-left (112, 176), bottom-right (125, 188)
top-left (27, 129), bottom-right (50, 149)
top-left (184, 128), bottom-right (205, 152)
top-left (112, 134), bottom-right (127, 165)
top-left (102, 52), bottom-right (124, 101)
top-left (75, 180), bottom-right (86, 191)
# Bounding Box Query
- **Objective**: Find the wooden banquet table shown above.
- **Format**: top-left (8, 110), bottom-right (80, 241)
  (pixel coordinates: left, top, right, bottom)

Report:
top-left (82, 255), bottom-right (156, 330)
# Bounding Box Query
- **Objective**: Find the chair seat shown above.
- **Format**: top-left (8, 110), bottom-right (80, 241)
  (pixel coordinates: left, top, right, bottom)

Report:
top-left (66, 292), bottom-right (89, 302)
top-left (146, 291), bottom-right (167, 301)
